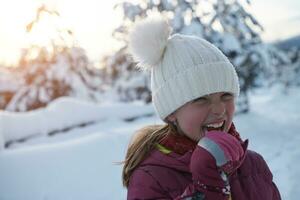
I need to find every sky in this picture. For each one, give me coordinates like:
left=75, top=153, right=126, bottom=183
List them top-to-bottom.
left=0, top=0, right=299, bottom=66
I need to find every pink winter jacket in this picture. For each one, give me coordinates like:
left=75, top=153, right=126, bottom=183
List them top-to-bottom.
left=127, top=147, right=281, bottom=200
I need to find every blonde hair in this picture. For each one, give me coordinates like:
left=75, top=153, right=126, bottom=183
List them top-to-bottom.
left=122, top=123, right=174, bottom=187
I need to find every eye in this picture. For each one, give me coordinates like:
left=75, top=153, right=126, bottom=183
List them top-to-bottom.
left=222, top=93, right=234, bottom=101
left=192, top=96, right=209, bottom=105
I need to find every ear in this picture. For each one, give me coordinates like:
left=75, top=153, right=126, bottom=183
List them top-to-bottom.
left=166, top=113, right=176, bottom=122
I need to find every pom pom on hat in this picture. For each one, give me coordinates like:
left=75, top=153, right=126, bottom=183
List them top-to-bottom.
left=128, top=17, right=171, bottom=70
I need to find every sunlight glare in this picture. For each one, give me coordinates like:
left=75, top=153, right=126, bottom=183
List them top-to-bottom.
left=0, top=0, right=122, bottom=66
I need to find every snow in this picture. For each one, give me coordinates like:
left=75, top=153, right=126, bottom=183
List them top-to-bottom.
left=121, top=2, right=142, bottom=22
left=181, top=19, right=204, bottom=37
left=221, top=33, right=241, bottom=53
left=3, top=46, right=106, bottom=112
left=0, top=68, right=22, bottom=92
left=0, top=85, right=300, bottom=200
left=234, top=85, right=300, bottom=200
left=0, top=97, right=153, bottom=143
left=0, top=130, right=128, bottom=200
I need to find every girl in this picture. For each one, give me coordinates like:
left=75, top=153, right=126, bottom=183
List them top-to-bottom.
left=122, top=17, right=281, bottom=200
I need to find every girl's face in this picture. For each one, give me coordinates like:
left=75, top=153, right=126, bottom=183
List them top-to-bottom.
left=167, top=92, right=235, bottom=142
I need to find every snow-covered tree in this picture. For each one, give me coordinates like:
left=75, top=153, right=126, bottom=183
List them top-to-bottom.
left=104, top=0, right=290, bottom=113
left=4, top=5, right=105, bottom=111
left=273, top=36, right=300, bottom=89
left=100, top=47, right=151, bottom=103
left=285, top=47, right=300, bottom=87
left=0, top=67, right=23, bottom=110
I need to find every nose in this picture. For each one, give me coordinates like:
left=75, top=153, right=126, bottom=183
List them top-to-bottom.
left=211, top=101, right=226, bottom=116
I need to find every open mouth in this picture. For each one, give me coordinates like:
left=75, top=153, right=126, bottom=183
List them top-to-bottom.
left=202, top=120, right=225, bottom=133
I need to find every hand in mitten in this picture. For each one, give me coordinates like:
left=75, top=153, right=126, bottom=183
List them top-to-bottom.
left=190, top=131, right=248, bottom=197
left=199, top=131, right=248, bottom=174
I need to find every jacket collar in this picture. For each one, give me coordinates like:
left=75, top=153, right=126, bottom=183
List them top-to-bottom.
left=139, top=122, right=243, bottom=174
left=159, top=122, right=242, bottom=155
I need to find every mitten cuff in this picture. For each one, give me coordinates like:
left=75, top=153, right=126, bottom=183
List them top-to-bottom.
left=198, top=137, right=228, bottom=166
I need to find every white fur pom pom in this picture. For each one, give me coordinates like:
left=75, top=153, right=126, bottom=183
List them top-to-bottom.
left=129, top=17, right=171, bottom=70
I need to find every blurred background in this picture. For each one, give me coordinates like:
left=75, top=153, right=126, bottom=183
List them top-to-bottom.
left=0, top=0, right=299, bottom=199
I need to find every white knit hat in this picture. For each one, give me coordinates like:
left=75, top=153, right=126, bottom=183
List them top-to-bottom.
left=129, top=17, right=240, bottom=120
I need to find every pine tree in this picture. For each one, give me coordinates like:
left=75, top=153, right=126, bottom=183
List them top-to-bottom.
left=5, top=5, right=104, bottom=111
left=280, top=46, right=300, bottom=89
left=0, top=67, right=22, bottom=110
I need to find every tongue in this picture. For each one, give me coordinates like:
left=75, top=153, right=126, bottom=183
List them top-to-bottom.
left=207, top=127, right=222, bottom=132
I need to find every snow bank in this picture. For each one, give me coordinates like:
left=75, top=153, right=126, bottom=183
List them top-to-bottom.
left=0, top=97, right=154, bottom=148
left=0, top=130, right=129, bottom=200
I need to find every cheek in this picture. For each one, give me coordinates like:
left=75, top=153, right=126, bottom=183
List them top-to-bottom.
left=225, top=101, right=235, bottom=129
left=229, top=101, right=235, bottom=115
left=179, top=109, right=207, bottom=131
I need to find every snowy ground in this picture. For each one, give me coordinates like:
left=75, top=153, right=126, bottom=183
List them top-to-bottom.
left=0, top=85, right=299, bottom=200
